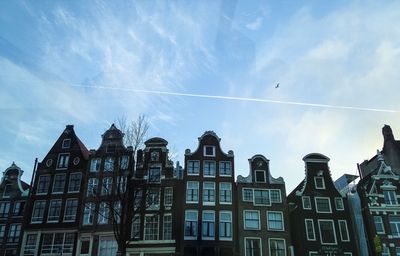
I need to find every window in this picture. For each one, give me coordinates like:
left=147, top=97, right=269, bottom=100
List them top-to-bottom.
left=62, top=139, right=71, bottom=148
left=204, top=145, right=215, bottom=157
left=57, top=153, right=70, bottom=169
left=119, top=155, right=129, bottom=170
left=104, top=157, right=114, bottom=172
left=90, top=158, right=101, bottom=172
left=187, top=160, right=200, bottom=175
left=203, top=161, right=216, bottom=177
left=219, top=161, right=231, bottom=176
left=149, top=167, right=161, bottom=182
left=255, top=170, right=266, bottom=183
left=68, top=173, right=82, bottom=192
left=52, top=174, right=65, bottom=193
left=37, top=175, right=50, bottom=194
left=116, top=176, right=127, bottom=193
left=314, top=176, right=325, bottom=189
left=101, top=177, right=113, bottom=195
left=87, top=178, right=98, bottom=196
left=186, top=181, right=199, bottom=203
left=203, top=182, right=215, bottom=205
left=219, top=182, right=232, bottom=204
left=3, top=184, right=12, bottom=198
left=164, top=187, right=173, bottom=207
left=147, top=188, right=160, bottom=209
left=243, top=188, right=253, bottom=202
left=254, top=189, right=270, bottom=205
left=134, top=190, right=143, bottom=209
left=270, top=190, right=282, bottom=203
left=384, top=190, right=398, bottom=205
left=302, top=196, right=311, bottom=210
left=315, top=197, right=331, bottom=213
left=335, top=197, right=344, bottom=210
left=64, top=199, right=78, bottom=222
left=31, top=200, right=46, bottom=223
left=47, top=200, right=62, bottom=222
left=0, top=201, right=10, bottom=217
left=12, top=201, right=24, bottom=216
left=113, top=201, right=121, bottom=224
left=83, top=202, right=95, bottom=225
left=98, top=202, right=109, bottom=224
left=184, top=210, right=198, bottom=239
left=202, top=211, right=215, bottom=239
left=219, top=211, right=232, bottom=240
left=244, top=211, right=260, bottom=230
left=267, top=211, right=284, bottom=231
left=163, top=214, right=172, bottom=240
left=144, top=215, right=159, bottom=240
left=374, top=216, right=385, bottom=234
left=390, top=216, right=400, bottom=237
left=132, top=217, right=141, bottom=239
left=305, top=219, right=316, bottom=240
left=318, top=220, right=337, bottom=244
left=339, top=220, right=350, bottom=241
left=7, top=224, right=21, bottom=243
left=0, top=225, right=4, bottom=240
left=23, top=233, right=38, bottom=256
left=98, top=236, right=117, bottom=256
left=245, top=238, right=261, bottom=256
left=269, top=238, right=286, bottom=256
left=80, top=239, right=90, bottom=255
left=382, top=246, right=390, bottom=256
left=396, top=247, right=400, bottom=256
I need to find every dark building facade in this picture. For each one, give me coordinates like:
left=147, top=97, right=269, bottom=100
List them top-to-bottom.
left=21, top=124, right=90, bottom=256
left=180, top=131, right=237, bottom=256
left=288, top=153, right=357, bottom=256
left=236, top=155, right=292, bottom=256
left=0, top=163, right=30, bottom=256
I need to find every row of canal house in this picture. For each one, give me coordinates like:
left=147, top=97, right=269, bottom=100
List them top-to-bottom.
left=1, top=123, right=400, bottom=255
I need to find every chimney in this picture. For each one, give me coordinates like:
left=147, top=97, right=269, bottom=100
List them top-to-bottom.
left=382, top=125, right=394, bottom=142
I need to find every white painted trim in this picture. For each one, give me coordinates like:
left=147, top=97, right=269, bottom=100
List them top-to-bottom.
left=203, top=145, right=216, bottom=157
left=186, top=160, right=200, bottom=176
left=203, top=160, right=216, bottom=177
left=219, top=161, right=232, bottom=177
left=255, top=170, right=267, bottom=183
left=314, top=176, right=325, bottom=189
left=242, top=188, right=254, bottom=202
left=253, top=189, right=271, bottom=206
left=270, top=189, right=282, bottom=203
left=302, top=196, right=312, bottom=210
left=314, top=197, right=332, bottom=213
left=335, top=197, right=344, bottom=211
left=184, top=210, right=198, bottom=240
left=201, top=210, right=215, bottom=240
left=243, top=210, right=261, bottom=230
left=219, top=211, right=233, bottom=241
left=266, top=211, right=284, bottom=231
left=305, top=219, right=316, bottom=241
left=318, top=219, right=337, bottom=245
left=338, top=220, right=350, bottom=242
left=244, top=237, right=262, bottom=256
left=268, top=238, right=286, bottom=256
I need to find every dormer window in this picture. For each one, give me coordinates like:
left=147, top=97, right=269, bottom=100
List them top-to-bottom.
left=62, top=139, right=71, bottom=149
left=204, top=146, right=215, bottom=157
left=255, top=170, right=266, bottom=183
left=314, top=177, right=325, bottom=189
left=384, top=190, right=398, bottom=205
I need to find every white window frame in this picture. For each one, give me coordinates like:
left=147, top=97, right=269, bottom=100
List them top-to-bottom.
left=62, top=139, right=71, bottom=149
left=203, top=145, right=216, bottom=157
left=56, top=153, right=70, bottom=169
left=119, top=155, right=129, bottom=170
left=104, top=157, right=114, bottom=172
left=90, top=158, right=101, bottom=172
left=187, top=160, right=200, bottom=175
left=203, top=160, right=216, bottom=177
left=219, top=161, right=231, bottom=176
left=148, top=166, right=161, bottom=183
left=255, top=170, right=266, bottom=183
left=68, top=172, right=82, bottom=193
left=52, top=174, right=66, bottom=194
left=36, top=175, right=50, bottom=195
left=314, top=176, right=325, bottom=189
left=101, top=177, right=113, bottom=195
left=87, top=178, right=98, bottom=196
left=186, top=181, right=199, bottom=203
left=203, top=182, right=215, bottom=205
left=219, top=182, right=232, bottom=204
left=2, top=184, right=12, bottom=198
left=164, top=187, right=173, bottom=207
left=146, top=188, right=160, bottom=210
left=243, top=188, right=254, bottom=202
left=253, top=189, right=270, bottom=206
left=270, top=189, right=282, bottom=203
left=384, top=190, right=398, bottom=205
left=302, top=196, right=311, bottom=210
left=315, top=197, right=332, bottom=213
left=335, top=197, right=344, bottom=211
left=64, top=198, right=78, bottom=222
left=47, top=199, right=62, bottom=223
left=31, top=200, right=46, bottom=223
left=83, top=202, right=95, bottom=225
left=98, top=202, right=109, bottom=224
left=184, top=210, right=198, bottom=240
left=202, top=210, right=215, bottom=240
left=244, top=210, right=260, bottom=230
left=219, top=211, right=232, bottom=241
left=267, top=211, right=284, bottom=231
left=163, top=214, right=172, bottom=240
left=374, top=215, right=385, bottom=234
left=389, top=215, right=400, bottom=237
left=131, top=216, right=141, bottom=239
left=305, top=219, right=316, bottom=241
left=318, top=219, right=337, bottom=245
left=338, top=220, right=350, bottom=242
left=244, top=237, right=262, bottom=256
left=268, top=238, right=286, bottom=256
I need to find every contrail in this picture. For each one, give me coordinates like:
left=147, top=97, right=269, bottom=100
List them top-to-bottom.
left=73, top=84, right=399, bottom=113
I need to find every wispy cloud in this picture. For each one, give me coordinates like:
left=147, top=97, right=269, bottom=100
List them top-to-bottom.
left=246, top=16, right=263, bottom=30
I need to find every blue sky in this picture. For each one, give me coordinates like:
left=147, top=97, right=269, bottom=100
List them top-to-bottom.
left=1, top=0, right=400, bottom=191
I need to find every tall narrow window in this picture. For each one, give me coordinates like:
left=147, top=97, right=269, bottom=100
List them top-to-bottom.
left=57, top=153, right=70, bottom=169
left=119, top=155, right=129, bottom=170
left=104, top=157, right=114, bottom=172
left=90, top=158, right=101, bottom=172
left=187, top=160, right=200, bottom=175
left=203, top=161, right=216, bottom=177
left=219, top=161, right=231, bottom=176
left=148, top=167, right=161, bottom=183
left=255, top=170, right=266, bottom=183
left=68, top=173, right=82, bottom=192
left=52, top=174, right=65, bottom=193
left=37, top=175, right=50, bottom=194
left=314, top=176, right=325, bottom=189
left=101, top=177, right=113, bottom=195
left=87, top=178, right=98, bottom=196
left=186, top=181, right=199, bottom=203
left=203, top=182, right=215, bottom=205
left=219, top=182, right=232, bottom=204
left=3, top=184, right=12, bottom=198
left=164, top=187, right=173, bottom=207
left=146, top=189, right=160, bottom=210
left=384, top=190, right=398, bottom=205
left=302, top=196, right=311, bottom=210
left=335, top=197, right=344, bottom=210
left=64, top=199, right=78, bottom=222
left=31, top=200, right=46, bottom=223
left=47, top=200, right=62, bottom=222
left=12, top=201, right=25, bottom=216
left=0, top=202, right=10, bottom=218
left=83, top=202, right=95, bottom=225
left=98, top=202, right=109, bottom=224
left=184, top=210, right=198, bottom=239
left=202, top=211, right=215, bottom=239
left=219, top=211, right=232, bottom=240
left=267, top=211, right=284, bottom=231
left=163, top=214, right=172, bottom=240
left=144, top=215, right=159, bottom=240
left=374, top=216, right=385, bottom=234
left=389, top=216, right=400, bottom=237
left=132, top=217, right=141, bottom=239
left=305, top=219, right=316, bottom=240
left=318, top=220, right=337, bottom=245
left=339, top=220, right=350, bottom=241
left=7, top=224, right=21, bottom=243
left=0, top=225, right=4, bottom=240
left=245, top=238, right=261, bottom=256
left=269, top=238, right=286, bottom=256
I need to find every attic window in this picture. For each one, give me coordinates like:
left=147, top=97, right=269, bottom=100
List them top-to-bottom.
left=62, top=139, right=71, bottom=149
left=204, top=146, right=215, bottom=157
left=255, top=170, right=266, bottom=183
left=314, top=177, right=325, bottom=189
left=3, top=184, right=12, bottom=198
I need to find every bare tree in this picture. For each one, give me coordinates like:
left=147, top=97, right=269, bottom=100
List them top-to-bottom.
left=117, top=114, right=149, bottom=152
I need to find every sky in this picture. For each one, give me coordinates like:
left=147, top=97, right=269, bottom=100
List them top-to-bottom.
left=1, top=0, right=400, bottom=192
